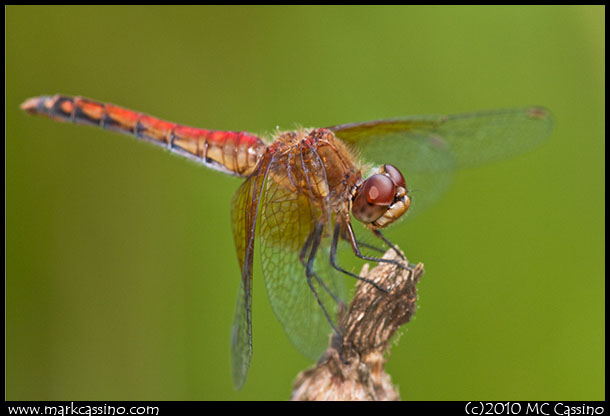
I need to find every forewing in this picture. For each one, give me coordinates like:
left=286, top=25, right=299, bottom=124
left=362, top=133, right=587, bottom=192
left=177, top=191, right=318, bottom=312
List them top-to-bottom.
left=329, top=107, right=553, bottom=216
left=259, top=147, right=346, bottom=360
left=229, top=154, right=273, bottom=389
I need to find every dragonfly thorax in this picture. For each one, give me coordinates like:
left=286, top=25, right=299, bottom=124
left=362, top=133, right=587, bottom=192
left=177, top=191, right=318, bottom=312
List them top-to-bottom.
left=351, top=164, right=410, bottom=229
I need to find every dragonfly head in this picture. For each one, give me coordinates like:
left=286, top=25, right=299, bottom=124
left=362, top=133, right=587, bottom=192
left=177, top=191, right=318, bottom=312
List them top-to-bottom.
left=351, top=164, right=410, bottom=229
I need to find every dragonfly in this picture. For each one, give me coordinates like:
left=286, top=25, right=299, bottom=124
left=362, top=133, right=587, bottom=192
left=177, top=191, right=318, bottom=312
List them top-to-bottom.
left=20, top=94, right=552, bottom=388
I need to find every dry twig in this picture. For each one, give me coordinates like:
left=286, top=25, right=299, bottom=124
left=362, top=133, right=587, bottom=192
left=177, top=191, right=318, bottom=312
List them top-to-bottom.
left=291, top=248, right=424, bottom=401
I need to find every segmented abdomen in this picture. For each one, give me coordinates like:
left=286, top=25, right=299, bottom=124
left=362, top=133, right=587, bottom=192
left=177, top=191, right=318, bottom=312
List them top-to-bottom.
left=21, top=94, right=266, bottom=177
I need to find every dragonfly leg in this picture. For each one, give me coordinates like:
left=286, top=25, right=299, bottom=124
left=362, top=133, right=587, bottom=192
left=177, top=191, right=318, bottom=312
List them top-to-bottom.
left=344, top=221, right=412, bottom=272
left=302, top=222, right=342, bottom=336
left=330, top=223, right=389, bottom=293
left=338, top=224, right=385, bottom=254
left=299, top=227, right=342, bottom=305
left=371, top=229, right=406, bottom=259
left=371, top=229, right=417, bottom=268
left=372, top=229, right=418, bottom=268
left=355, top=240, right=386, bottom=254
left=330, top=328, right=347, bottom=365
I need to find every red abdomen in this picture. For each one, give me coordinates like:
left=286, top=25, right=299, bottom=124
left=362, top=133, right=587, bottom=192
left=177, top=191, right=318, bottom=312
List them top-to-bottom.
left=21, top=94, right=266, bottom=177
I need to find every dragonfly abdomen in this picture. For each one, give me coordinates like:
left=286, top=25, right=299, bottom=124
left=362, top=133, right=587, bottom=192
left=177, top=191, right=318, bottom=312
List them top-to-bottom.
left=21, top=94, right=265, bottom=176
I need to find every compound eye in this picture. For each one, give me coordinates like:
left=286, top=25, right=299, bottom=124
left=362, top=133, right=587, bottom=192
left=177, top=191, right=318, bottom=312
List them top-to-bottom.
left=384, top=164, right=406, bottom=188
left=363, top=174, right=395, bottom=206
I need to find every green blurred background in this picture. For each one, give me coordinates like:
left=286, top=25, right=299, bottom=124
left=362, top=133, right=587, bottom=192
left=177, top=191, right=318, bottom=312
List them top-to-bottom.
left=6, top=6, right=604, bottom=400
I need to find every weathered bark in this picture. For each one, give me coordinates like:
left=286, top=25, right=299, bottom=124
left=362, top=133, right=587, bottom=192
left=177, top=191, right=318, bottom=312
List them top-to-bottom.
left=291, top=249, right=424, bottom=401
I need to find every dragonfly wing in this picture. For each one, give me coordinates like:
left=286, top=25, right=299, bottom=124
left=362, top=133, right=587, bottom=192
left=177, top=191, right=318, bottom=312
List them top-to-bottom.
left=329, top=107, right=553, bottom=217
left=259, top=147, right=347, bottom=360
left=229, top=153, right=273, bottom=389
